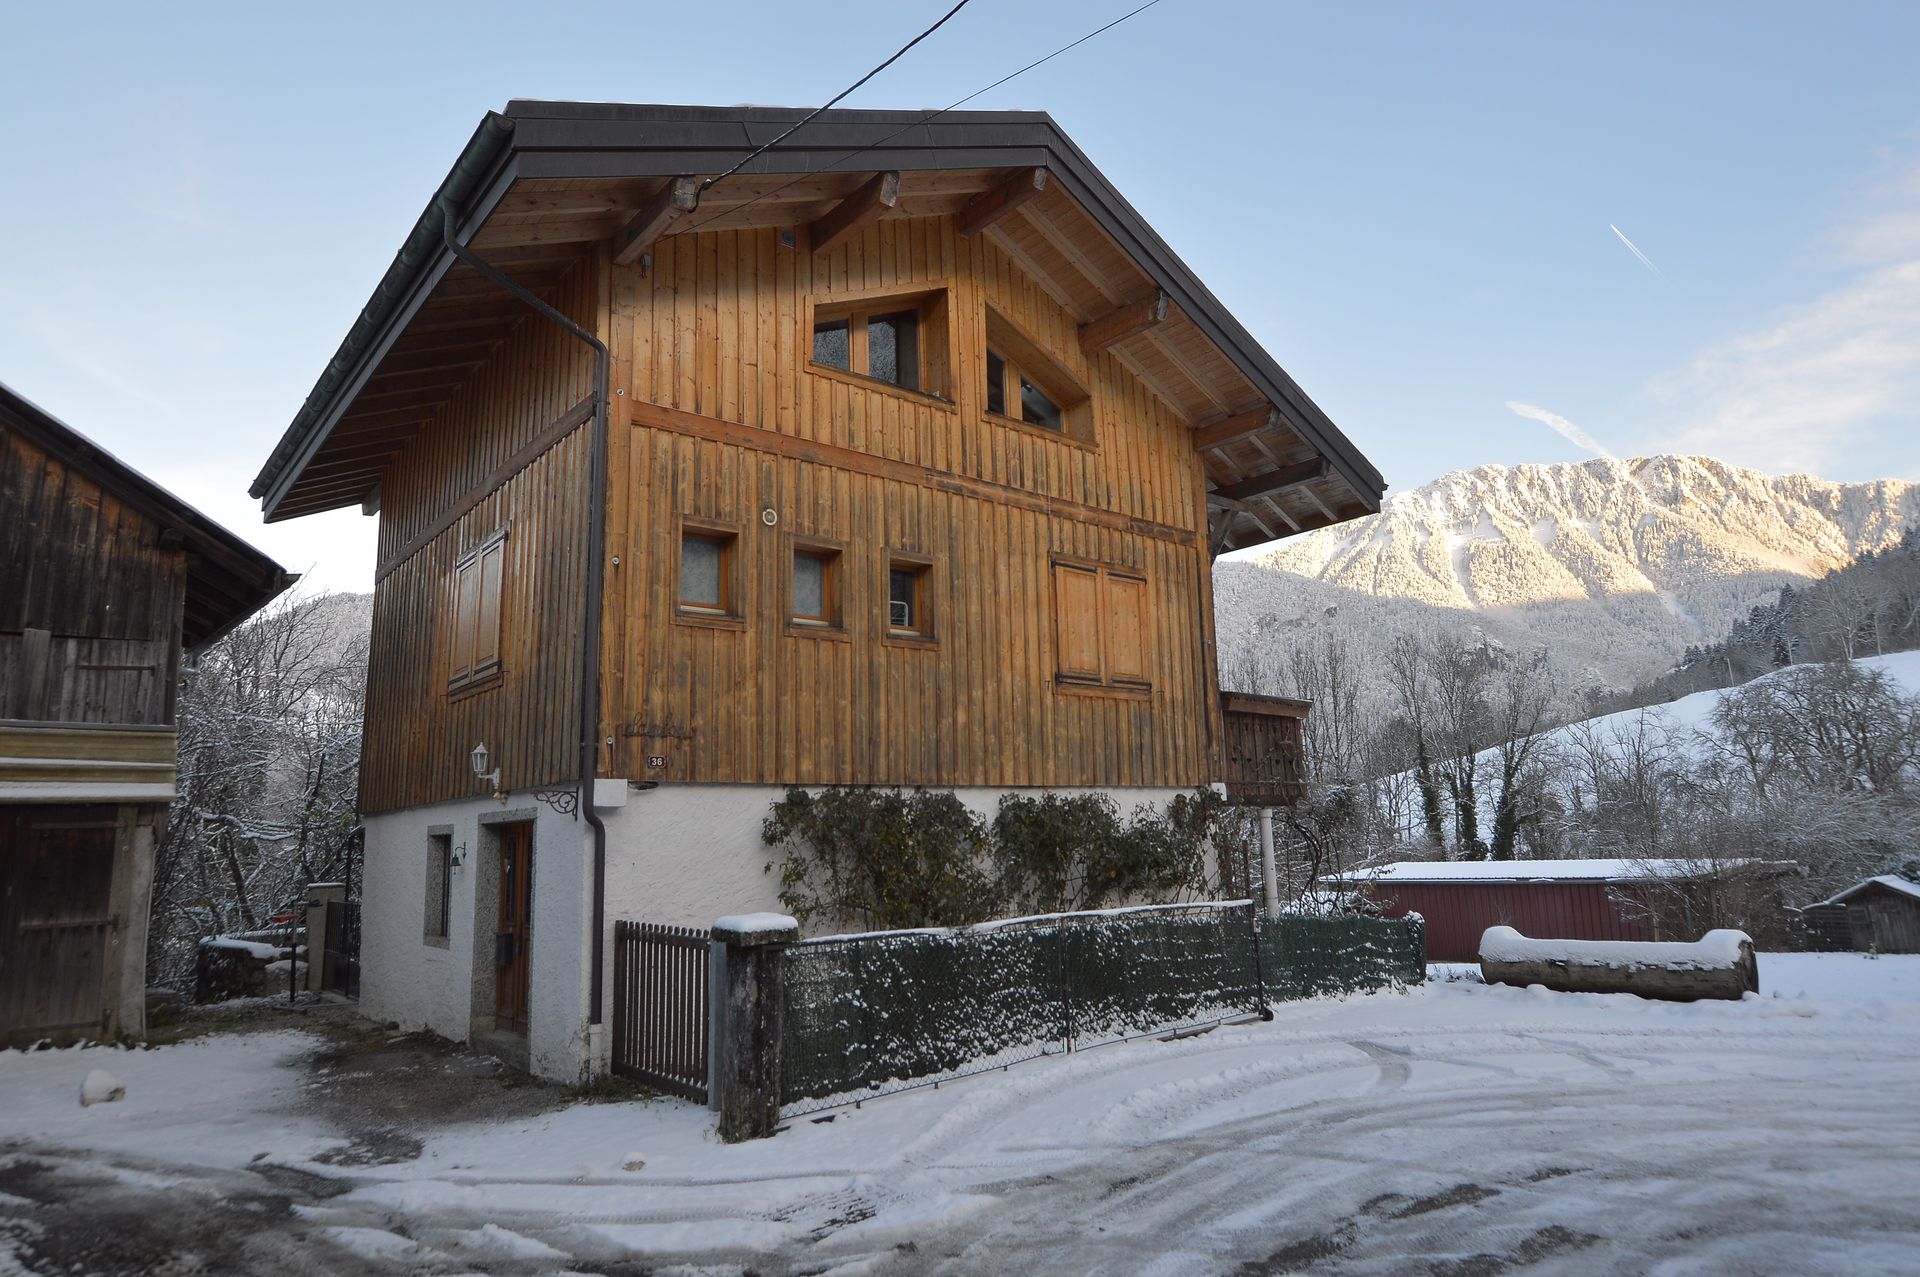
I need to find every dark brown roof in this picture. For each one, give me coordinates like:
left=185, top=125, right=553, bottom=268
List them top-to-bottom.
left=2, top=381, right=294, bottom=650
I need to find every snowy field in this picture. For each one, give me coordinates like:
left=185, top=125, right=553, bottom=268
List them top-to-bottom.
left=4, top=954, right=1919, bottom=1275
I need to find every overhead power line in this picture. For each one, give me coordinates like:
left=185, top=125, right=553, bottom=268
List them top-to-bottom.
left=679, top=0, right=1170, bottom=239
left=699, top=0, right=977, bottom=194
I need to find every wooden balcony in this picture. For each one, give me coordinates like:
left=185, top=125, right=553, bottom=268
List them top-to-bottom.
left=1217, top=692, right=1310, bottom=807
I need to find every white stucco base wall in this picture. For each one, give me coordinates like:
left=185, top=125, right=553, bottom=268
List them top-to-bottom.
left=362, top=783, right=1208, bottom=1082
left=587, top=783, right=1199, bottom=1074
left=360, top=795, right=595, bottom=1084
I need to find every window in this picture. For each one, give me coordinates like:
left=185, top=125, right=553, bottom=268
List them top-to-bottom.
left=810, top=290, right=949, bottom=396
left=984, top=306, right=1092, bottom=440
left=678, top=526, right=736, bottom=617
left=449, top=529, right=507, bottom=689
left=791, top=545, right=840, bottom=628
left=886, top=557, right=933, bottom=640
left=1053, top=561, right=1150, bottom=691
left=424, top=832, right=452, bottom=944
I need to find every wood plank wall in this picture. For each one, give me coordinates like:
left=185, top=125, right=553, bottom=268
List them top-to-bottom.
left=603, top=214, right=1223, bottom=790
left=359, top=263, right=596, bottom=814
left=0, top=428, right=187, bottom=726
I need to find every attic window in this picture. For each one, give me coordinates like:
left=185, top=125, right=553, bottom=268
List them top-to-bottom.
left=810, top=290, right=950, bottom=397
left=983, top=306, right=1091, bottom=441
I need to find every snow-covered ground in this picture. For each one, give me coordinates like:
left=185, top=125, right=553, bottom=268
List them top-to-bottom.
left=5, top=955, right=1919, bottom=1275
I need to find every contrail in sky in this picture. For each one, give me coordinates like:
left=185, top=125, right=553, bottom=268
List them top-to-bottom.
left=1609, top=224, right=1669, bottom=283
left=1506, top=401, right=1619, bottom=460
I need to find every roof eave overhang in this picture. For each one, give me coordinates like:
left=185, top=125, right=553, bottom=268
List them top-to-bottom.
left=254, top=103, right=1385, bottom=521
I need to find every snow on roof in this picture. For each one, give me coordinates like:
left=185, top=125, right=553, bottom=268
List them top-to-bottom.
left=1325, top=858, right=1775, bottom=885
left=1813, top=875, right=1920, bottom=908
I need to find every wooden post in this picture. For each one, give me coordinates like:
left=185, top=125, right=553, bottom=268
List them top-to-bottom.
left=713, top=913, right=798, bottom=1142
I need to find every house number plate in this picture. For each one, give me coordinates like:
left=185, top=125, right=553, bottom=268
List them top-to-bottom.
left=647, top=755, right=668, bottom=769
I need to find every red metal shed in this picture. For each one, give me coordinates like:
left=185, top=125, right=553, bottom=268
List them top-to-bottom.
left=1325, top=860, right=1787, bottom=962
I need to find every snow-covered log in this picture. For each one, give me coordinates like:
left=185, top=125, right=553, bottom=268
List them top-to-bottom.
left=1477, top=926, right=1758, bottom=1001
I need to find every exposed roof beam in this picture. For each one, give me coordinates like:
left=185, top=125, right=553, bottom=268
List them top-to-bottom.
left=954, top=167, right=1048, bottom=236
left=810, top=171, right=900, bottom=255
left=613, top=176, right=699, bottom=265
left=1016, top=205, right=1127, bottom=306
left=983, top=226, right=1093, bottom=320
left=1080, top=290, right=1169, bottom=356
left=1148, top=325, right=1236, bottom=415
left=1106, top=346, right=1196, bottom=422
left=1192, top=405, right=1277, bottom=452
left=1210, top=458, right=1327, bottom=504
left=1299, top=482, right=1339, bottom=523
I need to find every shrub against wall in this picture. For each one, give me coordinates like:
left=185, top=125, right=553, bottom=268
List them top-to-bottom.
left=762, top=787, right=1225, bottom=931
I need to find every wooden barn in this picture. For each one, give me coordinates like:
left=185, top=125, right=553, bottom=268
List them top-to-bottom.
left=247, top=102, right=1384, bottom=1080
left=1, top=383, right=291, bottom=1046
left=1328, top=859, right=1798, bottom=962
left=1802, top=876, right=1920, bottom=954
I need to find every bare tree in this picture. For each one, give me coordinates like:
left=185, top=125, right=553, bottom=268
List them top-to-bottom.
left=148, top=590, right=368, bottom=987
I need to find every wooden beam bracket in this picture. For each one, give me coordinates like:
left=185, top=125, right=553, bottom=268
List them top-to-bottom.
left=955, top=167, right=1048, bottom=236
left=809, top=171, right=900, bottom=255
left=613, top=176, right=699, bottom=265
left=1080, top=290, right=1170, bottom=355
left=1209, top=457, right=1327, bottom=505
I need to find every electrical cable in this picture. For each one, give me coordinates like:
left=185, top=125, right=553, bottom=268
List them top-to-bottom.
left=678, top=0, right=1169, bottom=239
left=699, top=0, right=977, bottom=193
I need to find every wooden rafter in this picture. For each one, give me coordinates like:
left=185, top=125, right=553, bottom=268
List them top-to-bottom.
left=954, top=167, right=1048, bottom=236
left=809, top=171, right=900, bottom=255
left=613, top=176, right=699, bottom=265
left=1016, top=205, right=1127, bottom=306
left=983, top=226, right=1094, bottom=320
left=1080, top=290, right=1169, bottom=355
left=1148, top=326, right=1235, bottom=415
left=1192, top=405, right=1277, bottom=452
left=1210, top=458, right=1327, bottom=504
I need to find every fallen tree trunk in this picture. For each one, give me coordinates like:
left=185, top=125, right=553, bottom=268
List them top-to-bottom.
left=1478, top=926, right=1758, bottom=1002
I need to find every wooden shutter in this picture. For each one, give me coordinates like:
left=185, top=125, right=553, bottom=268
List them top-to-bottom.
left=474, top=538, right=505, bottom=673
left=449, top=556, right=479, bottom=684
left=1053, top=564, right=1103, bottom=682
left=1105, top=572, right=1149, bottom=686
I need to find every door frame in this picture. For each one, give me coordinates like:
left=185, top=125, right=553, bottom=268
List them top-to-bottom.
left=469, top=807, right=541, bottom=1052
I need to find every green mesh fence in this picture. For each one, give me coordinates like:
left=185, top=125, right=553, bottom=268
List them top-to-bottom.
left=779, top=906, right=1425, bottom=1113
left=1259, top=914, right=1428, bottom=1001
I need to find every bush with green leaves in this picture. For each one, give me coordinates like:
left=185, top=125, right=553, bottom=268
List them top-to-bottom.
left=765, top=786, right=1225, bottom=930
left=762, top=787, right=995, bottom=931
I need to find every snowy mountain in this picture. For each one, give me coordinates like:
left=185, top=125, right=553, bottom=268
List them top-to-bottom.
left=1215, top=455, right=1920, bottom=698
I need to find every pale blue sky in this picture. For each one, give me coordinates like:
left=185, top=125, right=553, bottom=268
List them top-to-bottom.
left=4, top=1, right=1918, bottom=590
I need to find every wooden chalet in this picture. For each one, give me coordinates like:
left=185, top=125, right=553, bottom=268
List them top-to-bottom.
left=248, top=103, right=1384, bottom=1079
left=2, top=383, right=291, bottom=1046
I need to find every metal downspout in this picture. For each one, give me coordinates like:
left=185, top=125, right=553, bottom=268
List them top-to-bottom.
left=438, top=204, right=613, bottom=1031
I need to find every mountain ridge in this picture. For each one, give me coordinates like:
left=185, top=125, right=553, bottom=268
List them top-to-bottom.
left=1214, top=454, right=1920, bottom=698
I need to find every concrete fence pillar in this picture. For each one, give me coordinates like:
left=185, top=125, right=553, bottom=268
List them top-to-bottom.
left=713, top=913, right=798, bottom=1142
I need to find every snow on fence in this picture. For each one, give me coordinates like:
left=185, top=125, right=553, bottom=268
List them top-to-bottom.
left=776, top=903, right=1426, bottom=1116
left=1477, top=925, right=1758, bottom=1002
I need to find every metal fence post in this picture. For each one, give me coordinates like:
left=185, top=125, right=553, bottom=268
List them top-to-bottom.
left=714, top=914, right=799, bottom=1142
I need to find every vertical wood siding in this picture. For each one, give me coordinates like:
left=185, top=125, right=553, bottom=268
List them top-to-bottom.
left=603, top=215, right=1221, bottom=789
left=359, top=264, right=596, bottom=814
left=0, top=427, right=187, bottom=726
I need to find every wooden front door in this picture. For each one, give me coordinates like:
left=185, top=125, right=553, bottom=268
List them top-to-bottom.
left=1, top=806, right=119, bottom=1046
left=493, top=822, right=533, bottom=1033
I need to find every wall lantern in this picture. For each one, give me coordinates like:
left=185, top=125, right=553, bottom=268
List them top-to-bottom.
left=470, top=741, right=502, bottom=797
left=450, top=843, right=467, bottom=871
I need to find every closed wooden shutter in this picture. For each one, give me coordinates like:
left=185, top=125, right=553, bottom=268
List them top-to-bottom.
left=474, top=538, right=505, bottom=673
left=449, top=556, right=479, bottom=684
left=1054, top=564, right=1102, bottom=682
left=1105, top=572, right=1148, bottom=686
